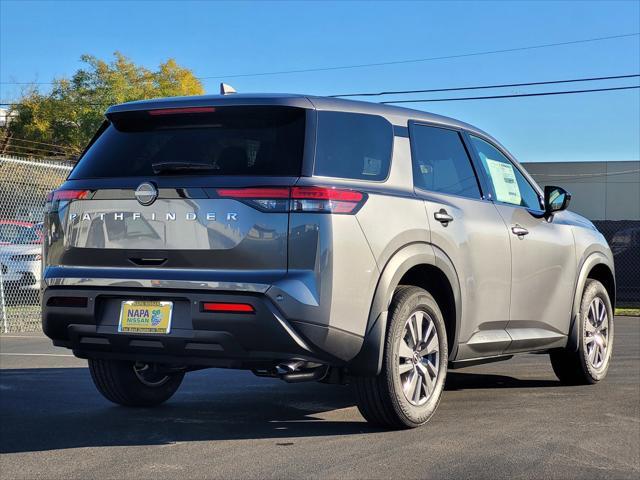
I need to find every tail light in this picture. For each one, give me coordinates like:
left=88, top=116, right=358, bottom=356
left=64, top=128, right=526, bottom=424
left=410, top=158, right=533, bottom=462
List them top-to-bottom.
left=148, top=107, right=216, bottom=116
left=215, top=186, right=366, bottom=214
left=217, top=187, right=291, bottom=212
left=291, top=187, right=365, bottom=214
left=45, top=189, right=91, bottom=212
left=46, top=190, right=90, bottom=202
left=10, top=253, right=42, bottom=262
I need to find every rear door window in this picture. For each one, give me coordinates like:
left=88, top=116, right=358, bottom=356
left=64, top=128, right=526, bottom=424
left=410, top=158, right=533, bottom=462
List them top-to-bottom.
left=69, top=106, right=306, bottom=179
left=314, top=111, right=393, bottom=181
left=410, top=124, right=481, bottom=199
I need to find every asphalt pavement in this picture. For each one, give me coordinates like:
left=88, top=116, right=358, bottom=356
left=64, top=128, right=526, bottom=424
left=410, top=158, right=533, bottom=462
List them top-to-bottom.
left=0, top=317, right=638, bottom=479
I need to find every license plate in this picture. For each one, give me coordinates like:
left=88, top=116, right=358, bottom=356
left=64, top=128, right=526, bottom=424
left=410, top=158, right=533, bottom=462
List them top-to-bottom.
left=118, top=301, right=173, bottom=334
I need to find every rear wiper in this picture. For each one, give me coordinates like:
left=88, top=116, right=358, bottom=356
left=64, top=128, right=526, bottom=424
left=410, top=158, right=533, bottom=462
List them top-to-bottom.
left=151, top=162, right=214, bottom=174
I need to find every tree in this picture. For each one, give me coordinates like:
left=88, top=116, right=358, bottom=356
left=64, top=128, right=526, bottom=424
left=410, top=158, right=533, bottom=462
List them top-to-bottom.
left=3, top=52, right=204, bottom=158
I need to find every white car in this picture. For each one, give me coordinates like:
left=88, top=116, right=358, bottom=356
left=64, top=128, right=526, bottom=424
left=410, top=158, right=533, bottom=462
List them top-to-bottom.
left=0, top=243, right=42, bottom=293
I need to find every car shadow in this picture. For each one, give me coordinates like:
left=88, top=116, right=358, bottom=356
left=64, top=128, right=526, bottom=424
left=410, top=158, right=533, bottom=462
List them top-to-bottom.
left=0, top=367, right=562, bottom=454
left=444, top=371, right=561, bottom=390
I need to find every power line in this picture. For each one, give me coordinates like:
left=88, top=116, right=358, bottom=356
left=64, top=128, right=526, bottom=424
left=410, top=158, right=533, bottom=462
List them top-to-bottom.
left=1, top=32, right=639, bottom=86
left=194, top=32, right=640, bottom=80
left=331, top=74, right=640, bottom=98
left=1, top=80, right=638, bottom=110
left=380, top=85, right=640, bottom=104
left=0, top=135, right=77, bottom=154
left=0, top=136, right=79, bottom=152
left=0, top=143, right=70, bottom=156
left=0, top=149, right=72, bottom=158
left=530, top=169, right=640, bottom=178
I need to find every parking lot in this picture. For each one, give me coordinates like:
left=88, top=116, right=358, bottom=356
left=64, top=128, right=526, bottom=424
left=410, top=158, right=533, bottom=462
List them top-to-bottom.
left=0, top=316, right=638, bottom=479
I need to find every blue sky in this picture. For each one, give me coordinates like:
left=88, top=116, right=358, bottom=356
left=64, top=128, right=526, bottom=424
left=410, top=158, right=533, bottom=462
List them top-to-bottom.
left=1, top=0, right=639, bottom=162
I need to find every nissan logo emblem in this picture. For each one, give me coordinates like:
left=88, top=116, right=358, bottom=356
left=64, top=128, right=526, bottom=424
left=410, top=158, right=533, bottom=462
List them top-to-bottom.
left=134, top=182, right=158, bottom=206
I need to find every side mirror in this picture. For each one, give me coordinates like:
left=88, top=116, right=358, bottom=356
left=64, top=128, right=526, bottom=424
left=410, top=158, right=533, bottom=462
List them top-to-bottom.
left=544, top=185, right=571, bottom=218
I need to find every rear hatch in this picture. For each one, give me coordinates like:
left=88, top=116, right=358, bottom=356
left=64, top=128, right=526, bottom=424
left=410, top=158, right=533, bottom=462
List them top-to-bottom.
left=45, top=105, right=307, bottom=276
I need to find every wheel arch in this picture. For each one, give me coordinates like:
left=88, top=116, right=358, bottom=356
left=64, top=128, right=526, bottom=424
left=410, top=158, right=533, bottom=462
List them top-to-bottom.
left=347, top=242, right=461, bottom=376
left=567, top=252, right=616, bottom=351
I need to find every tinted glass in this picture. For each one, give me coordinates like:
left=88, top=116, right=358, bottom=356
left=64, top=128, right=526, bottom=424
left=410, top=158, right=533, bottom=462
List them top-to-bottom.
left=70, top=106, right=306, bottom=179
left=314, top=111, right=393, bottom=181
left=410, top=125, right=480, bottom=199
left=469, top=136, right=541, bottom=210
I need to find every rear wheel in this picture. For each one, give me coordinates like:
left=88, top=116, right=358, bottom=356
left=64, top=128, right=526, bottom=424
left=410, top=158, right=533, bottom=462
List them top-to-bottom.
left=550, top=279, right=614, bottom=385
left=354, top=286, right=448, bottom=429
left=88, top=359, right=185, bottom=406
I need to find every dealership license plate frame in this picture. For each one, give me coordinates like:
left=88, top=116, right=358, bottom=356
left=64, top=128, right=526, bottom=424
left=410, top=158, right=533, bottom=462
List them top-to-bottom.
left=118, top=300, right=173, bottom=334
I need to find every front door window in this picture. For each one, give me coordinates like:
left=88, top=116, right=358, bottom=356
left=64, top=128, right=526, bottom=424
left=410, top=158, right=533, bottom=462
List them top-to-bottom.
left=469, top=135, right=542, bottom=211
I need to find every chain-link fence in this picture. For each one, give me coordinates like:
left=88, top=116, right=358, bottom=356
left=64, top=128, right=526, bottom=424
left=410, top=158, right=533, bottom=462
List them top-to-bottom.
left=0, top=155, right=72, bottom=332
left=592, top=220, right=640, bottom=307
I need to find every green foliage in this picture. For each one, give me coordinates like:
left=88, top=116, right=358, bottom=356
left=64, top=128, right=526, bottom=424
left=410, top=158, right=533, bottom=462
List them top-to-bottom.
left=6, top=52, right=204, bottom=157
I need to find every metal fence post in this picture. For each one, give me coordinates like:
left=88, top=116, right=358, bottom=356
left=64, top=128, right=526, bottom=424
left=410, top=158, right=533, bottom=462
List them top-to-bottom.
left=0, top=264, right=7, bottom=333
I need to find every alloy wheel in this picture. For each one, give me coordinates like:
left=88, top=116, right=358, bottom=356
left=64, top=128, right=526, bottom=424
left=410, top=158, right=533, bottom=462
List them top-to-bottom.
left=584, top=297, right=610, bottom=370
left=398, top=310, right=440, bottom=406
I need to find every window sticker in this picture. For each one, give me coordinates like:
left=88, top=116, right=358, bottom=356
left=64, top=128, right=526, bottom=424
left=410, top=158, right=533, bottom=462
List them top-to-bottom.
left=362, top=156, right=382, bottom=176
left=486, top=158, right=521, bottom=205
left=419, top=163, right=432, bottom=174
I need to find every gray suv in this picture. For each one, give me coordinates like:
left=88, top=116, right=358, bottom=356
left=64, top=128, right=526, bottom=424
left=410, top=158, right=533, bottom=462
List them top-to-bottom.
left=42, top=94, right=615, bottom=428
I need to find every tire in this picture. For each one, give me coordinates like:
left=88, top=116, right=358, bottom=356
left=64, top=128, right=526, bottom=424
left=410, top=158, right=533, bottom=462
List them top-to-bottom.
left=550, top=279, right=614, bottom=385
left=354, top=285, right=448, bottom=429
left=88, top=359, right=185, bottom=407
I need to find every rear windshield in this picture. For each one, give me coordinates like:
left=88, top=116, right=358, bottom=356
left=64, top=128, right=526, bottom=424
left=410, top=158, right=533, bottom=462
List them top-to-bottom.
left=70, top=106, right=306, bottom=179
left=314, top=111, right=393, bottom=181
left=0, top=224, right=40, bottom=244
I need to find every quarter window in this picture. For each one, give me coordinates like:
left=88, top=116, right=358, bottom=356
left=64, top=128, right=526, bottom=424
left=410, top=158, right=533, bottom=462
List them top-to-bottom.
left=314, top=112, right=393, bottom=181
left=410, top=125, right=481, bottom=199
left=469, top=136, right=541, bottom=210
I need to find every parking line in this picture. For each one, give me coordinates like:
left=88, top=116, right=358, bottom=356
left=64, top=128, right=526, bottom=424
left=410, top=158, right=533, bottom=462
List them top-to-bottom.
left=0, top=353, right=74, bottom=357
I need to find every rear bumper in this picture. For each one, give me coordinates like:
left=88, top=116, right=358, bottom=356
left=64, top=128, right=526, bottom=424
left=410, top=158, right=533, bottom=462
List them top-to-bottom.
left=42, top=287, right=357, bottom=368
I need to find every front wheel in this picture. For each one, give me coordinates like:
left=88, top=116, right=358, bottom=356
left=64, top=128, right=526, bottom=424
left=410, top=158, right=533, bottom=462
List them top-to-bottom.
left=550, top=279, right=614, bottom=385
left=354, top=286, right=448, bottom=429
left=88, top=359, right=185, bottom=406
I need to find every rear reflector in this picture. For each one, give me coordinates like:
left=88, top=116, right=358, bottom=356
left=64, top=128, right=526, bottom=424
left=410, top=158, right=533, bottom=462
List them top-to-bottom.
left=148, top=107, right=216, bottom=116
left=214, top=186, right=366, bottom=214
left=46, top=297, right=88, bottom=308
left=201, top=302, right=255, bottom=313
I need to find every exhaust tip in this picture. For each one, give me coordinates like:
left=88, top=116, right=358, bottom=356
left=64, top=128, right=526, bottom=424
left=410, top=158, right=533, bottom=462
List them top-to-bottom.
left=276, top=360, right=307, bottom=375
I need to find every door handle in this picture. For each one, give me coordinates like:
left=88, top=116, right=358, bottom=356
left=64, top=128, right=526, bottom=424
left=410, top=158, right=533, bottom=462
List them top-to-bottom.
left=434, top=210, right=453, bottom=225
left=511, top=225, right=529, bottom=237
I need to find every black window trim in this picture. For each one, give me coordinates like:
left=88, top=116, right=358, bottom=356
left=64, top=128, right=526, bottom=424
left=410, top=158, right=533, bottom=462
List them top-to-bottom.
left=68, top=120, right=109, bottom=180
left=408, top=120, right=487, bottom=202
left=464, top=132, right=545, bottom=214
